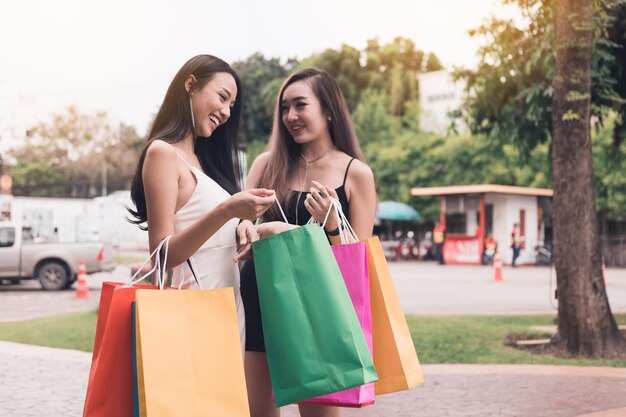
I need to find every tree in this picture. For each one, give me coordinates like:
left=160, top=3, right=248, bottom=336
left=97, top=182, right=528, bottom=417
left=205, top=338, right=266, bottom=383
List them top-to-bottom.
left=453, top=0, right=626, bottom=357
left=454, top=0, right=626, bottom=157
left=551, top=0, right=625, bottom=356
left=604, top=4, right=626, bottom=149
left=364, top=37, right=443, bottom=116
left=302, top=38, right=444, bottom=114
left=234, top=43, right=443, bottom=169
left=300, top=44, right=370, bottom=111
left=232, top=53, right=294, bottom=144
left=353, top=89, right=398, bottom=146
left=8, top=106, right=142, bottom=198
left=593, top=116, right=626, bottom=224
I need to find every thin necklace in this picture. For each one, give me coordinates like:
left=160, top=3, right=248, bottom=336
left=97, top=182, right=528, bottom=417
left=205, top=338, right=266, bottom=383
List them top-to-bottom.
left=295, top=146, right=335, bottom=225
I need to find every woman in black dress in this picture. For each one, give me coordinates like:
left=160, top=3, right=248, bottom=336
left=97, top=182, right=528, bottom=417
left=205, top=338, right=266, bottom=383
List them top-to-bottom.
left=234, top=68, right=377, bottom=417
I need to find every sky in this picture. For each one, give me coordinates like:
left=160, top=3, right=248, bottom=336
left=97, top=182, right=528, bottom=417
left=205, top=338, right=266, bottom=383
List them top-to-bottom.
left=0, top=0, right=522, bottom=141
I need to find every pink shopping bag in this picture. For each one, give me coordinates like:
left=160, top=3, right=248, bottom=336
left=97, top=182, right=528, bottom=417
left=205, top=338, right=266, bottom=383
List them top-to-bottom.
left=299, top=241, right=375, bottom=407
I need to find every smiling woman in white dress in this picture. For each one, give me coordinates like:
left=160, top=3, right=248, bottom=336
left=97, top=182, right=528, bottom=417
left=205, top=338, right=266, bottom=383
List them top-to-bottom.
left=128, top=55, right=275, bottom=346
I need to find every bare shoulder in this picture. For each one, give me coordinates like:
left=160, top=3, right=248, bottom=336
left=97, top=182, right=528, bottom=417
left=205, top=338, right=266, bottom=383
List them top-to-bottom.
left=145, top=139, right=177, bottom=159
left=142, top=140, right=180, bottom=179
left=144, top=140, right=179, bottom=168
left=246, top=151, right=273, bottom=188
left=248, top=151, right=272, bottom=177
left=251, top=151, right=272, bottom=169
left=347, top=159, right=374, bottom=184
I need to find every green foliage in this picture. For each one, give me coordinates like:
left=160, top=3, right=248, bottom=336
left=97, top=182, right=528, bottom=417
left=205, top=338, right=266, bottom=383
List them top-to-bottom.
left=454, top=0, right=626, bottom=155
left=453, top=2, right=555, bottom=155
left=234, top=37, right=443, bottom=148
left=300, top=44, right=370, bottom=111
left=231, top=53, right=293, bottom=143
left=353, top=89, right=398, bottom=146
left=8, top=106, right=142, bottom=198
left=593, top=115, right=626, bottom=218
left=359, top=126, right=551, bottom=221
left=244, top=138, right=269, bottom=172
left=9, top=159, right=68, bottom=197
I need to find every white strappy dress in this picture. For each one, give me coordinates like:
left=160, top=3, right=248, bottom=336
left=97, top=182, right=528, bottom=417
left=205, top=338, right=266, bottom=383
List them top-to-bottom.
left=172, top=153, right=245, bottom=349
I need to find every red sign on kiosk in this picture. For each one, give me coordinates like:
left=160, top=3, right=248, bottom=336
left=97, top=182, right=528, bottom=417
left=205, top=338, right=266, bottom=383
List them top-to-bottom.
left=443, top=236, right=481, bottom=264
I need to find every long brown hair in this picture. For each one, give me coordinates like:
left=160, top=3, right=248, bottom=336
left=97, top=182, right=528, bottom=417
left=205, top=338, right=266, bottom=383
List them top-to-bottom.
left=128, top=55, right=243, bottom=229
left=260, top=68, right=365, bottom=219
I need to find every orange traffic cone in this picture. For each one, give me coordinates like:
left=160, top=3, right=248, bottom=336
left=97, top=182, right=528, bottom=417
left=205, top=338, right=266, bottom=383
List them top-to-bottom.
left=493, top=251, right=503, bottom=282
left=75, top=260, right=90, bottom=299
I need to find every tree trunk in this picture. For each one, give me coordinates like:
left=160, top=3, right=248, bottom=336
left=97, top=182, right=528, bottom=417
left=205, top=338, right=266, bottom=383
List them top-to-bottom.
left=552, top=0, right=625, bottom=357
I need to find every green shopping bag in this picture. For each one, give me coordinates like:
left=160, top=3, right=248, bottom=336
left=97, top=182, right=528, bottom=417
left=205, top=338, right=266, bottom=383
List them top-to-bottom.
left=252, top=223, right=378, bottom=406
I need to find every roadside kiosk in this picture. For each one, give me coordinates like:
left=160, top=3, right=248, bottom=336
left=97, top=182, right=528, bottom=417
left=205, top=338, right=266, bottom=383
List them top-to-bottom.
left=410, top=184, right=553, bottom=265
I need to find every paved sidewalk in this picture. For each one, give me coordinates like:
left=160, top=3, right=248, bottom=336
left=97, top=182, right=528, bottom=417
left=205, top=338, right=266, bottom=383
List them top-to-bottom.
left=1, top=341, right=626, bottom=417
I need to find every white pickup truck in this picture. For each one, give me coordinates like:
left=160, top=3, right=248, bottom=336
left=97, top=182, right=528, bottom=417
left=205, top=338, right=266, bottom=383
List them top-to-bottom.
left=0, top=222, right=115, bottom=290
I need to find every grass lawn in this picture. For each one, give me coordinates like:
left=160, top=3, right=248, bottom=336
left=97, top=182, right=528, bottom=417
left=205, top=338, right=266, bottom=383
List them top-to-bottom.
left=0, top=310, right=98, bottom=352
left=0, top=311, right=624, bottom=365
left=408, top=314, right=626, bottom=367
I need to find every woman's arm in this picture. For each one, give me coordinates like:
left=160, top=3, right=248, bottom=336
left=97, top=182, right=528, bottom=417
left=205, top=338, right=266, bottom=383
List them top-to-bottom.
left=145, top=141, right=274, bottom=267
left=235, top=152, right=293, bottom=260
left=345, top=160, right=377, bottom=241
left=303, top=161, right=376, bottom=244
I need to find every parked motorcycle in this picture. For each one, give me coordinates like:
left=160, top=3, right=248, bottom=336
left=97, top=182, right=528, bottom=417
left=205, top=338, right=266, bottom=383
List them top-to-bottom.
left=418, top=232, right=434, bottom=260
left=535, top=242, right=553, bottom=266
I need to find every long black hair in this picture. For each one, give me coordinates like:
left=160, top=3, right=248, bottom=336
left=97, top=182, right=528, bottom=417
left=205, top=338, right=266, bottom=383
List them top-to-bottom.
left=128, top=55, right=243, bottom=229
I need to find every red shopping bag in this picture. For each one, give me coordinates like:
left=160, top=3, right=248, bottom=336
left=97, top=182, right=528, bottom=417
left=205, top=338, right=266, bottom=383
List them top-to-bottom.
left=83, top=281, right=160, bottom=417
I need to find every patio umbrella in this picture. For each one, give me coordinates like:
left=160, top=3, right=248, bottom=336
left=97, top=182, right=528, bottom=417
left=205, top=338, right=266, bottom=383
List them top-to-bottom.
left=377, top=201, right=421, bottom=221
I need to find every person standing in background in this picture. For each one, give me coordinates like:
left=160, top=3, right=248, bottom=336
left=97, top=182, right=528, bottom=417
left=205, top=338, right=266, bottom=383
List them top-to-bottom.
left=433, top=221, right=446, bottom=265
left=510, top=223, right=524, bottom=267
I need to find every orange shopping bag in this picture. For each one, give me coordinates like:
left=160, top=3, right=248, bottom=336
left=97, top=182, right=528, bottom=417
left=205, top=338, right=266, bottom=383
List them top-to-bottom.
left=364, top=236, right=424, bottom=394
left=134, top=287, right=249, bottom=417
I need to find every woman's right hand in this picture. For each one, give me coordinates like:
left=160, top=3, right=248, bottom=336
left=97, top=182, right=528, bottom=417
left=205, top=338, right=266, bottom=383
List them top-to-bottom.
left=225, top=188, right=275, bottom=221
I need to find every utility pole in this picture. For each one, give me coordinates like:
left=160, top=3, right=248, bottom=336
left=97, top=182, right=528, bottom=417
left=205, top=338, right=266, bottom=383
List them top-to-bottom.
left=101, top=156, right=107, bottom=197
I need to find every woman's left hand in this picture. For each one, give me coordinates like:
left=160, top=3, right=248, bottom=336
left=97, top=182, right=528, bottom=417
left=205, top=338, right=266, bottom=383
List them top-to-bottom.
left=304, top=181, right=339, bottom=231
left=233, top=220, right=258, bottom=262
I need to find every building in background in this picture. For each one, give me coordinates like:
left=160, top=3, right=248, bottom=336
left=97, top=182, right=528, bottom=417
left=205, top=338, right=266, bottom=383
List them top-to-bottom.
left=417, top=69, right=466, bottom=135
left=411, top=184, right=553, bottom=266
left=0, top=191, right=148, bottom=251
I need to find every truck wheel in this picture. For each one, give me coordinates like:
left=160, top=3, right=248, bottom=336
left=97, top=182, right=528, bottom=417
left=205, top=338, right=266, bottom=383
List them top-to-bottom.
left=37, top=262, right=70, bottom=291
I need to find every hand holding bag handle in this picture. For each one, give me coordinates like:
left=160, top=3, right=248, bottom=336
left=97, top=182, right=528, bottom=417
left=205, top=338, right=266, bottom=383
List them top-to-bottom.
left=307, top=198, right=358, bottom=244
left=333, top=199, right=359, bottom=244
